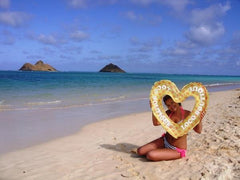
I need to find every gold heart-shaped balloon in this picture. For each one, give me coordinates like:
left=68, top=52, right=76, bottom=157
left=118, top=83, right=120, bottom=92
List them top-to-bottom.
left=150, top=80, right=209, bottom=138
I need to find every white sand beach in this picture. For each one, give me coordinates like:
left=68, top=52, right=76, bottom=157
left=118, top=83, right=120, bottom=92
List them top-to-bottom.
left=0, top=89, right=239, bottom=180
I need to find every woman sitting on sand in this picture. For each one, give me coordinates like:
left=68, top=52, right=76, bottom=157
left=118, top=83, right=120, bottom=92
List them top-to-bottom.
left=137, top=95, right=202, bottom=161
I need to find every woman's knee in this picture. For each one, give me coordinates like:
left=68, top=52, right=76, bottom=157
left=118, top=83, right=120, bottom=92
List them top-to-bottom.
left=137, top=147, right=145, bottom=156
left=146, top=149, right=181, bottom=161
left=146, top=151, right=158, bottom=161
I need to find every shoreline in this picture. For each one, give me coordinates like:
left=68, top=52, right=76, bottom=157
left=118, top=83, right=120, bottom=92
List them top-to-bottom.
left=0, top=89, right=239, bottom=179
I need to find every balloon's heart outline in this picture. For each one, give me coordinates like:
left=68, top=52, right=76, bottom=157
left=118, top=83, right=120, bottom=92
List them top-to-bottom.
left=150, top=80, right=209, bottom=138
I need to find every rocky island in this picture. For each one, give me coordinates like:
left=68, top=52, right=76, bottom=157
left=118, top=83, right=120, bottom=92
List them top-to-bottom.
left=19, top=60, right=57, bottom=72
left=99, top=63, right=125, bottom=73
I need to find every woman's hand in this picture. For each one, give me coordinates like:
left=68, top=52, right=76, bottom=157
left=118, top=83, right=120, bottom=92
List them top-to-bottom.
left=149, top=100, right=152, bottom=108
left=200, top=111, right=205, bottom=121
left=152, top=113, right=161, bottom=126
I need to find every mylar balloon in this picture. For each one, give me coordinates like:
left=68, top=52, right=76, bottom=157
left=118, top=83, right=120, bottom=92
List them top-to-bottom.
left=150, top=80, right=209, bottom=138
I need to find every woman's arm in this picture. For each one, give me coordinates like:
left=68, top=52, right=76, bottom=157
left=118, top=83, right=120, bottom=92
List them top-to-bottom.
left=193, top=111, right=205, bottom=133
left=152, top=112, right=161, bottom=126
left=193, top=120, right=202, bottom=133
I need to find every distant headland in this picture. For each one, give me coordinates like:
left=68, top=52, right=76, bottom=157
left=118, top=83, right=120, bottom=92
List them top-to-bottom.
left=19, top=60, right=57, bottom=72
left=99, top=63, right=125, bottom=73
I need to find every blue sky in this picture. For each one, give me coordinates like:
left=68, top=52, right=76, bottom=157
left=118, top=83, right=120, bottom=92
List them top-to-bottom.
left=0, top=0, right=239, bottom=75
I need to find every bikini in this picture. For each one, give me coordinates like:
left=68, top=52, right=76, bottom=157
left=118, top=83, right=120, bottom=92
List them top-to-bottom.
left=162, top=106, right=186, bottom=158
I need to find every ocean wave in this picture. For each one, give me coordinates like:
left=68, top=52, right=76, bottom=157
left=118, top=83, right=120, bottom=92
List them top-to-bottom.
left=205, top=82, right=240, bottom=87
left=100, top=95, right=126, bottom=102
left=0, top=96, right=149, bottom=112
left=0, top=100, right=5, bottom=105
left=0, top=100, right=12, bottom=108
left=26, top=100, right=62, bottom=106
left=0, top=103, right=14, bottom=112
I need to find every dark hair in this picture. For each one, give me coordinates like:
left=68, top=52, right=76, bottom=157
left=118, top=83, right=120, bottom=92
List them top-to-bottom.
left=163, top=95, right=181, bottom=106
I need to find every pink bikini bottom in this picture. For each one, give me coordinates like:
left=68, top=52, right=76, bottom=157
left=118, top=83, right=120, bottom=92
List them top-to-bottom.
left=162, top=133, right=186, bottom=158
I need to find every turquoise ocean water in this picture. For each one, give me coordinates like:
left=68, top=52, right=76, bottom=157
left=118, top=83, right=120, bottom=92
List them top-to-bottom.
left=0, top=71, right=240, bottom=154
left=1, top=71, right=240, bottom=111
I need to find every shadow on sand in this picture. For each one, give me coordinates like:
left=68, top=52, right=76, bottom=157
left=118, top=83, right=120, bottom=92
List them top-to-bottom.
left=100, top=143, right=148, bottom=162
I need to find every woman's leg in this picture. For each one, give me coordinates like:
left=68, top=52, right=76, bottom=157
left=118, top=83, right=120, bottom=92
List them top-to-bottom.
left=137, top=137, right=164, bottom=156
left=146, top=148, right=181, bottom=161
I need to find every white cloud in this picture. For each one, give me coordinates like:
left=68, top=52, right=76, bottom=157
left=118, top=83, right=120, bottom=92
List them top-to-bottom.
left=0, top=0, right=10, bottom=9
left=67, top=0, right=118, bottom=8
left=67, top=0, right=88, bottom=8
left=67, top=0, right=190, bottom=12
left=130, top=0, right=190, bottom=11
left=160, top=0, right=191, bottom=12
left=185, top=2, right=230, bottom=46
left=190, top=2, right=230, bottom=25
left=0, top=11, right=31, bottom=27
left=123, top=11, right=161, bottom=25
left=124, top=11, right=142, bottom=21
left=186, top=22, right=225, bottom=45
left=29, top=30, right=88, bottom=46
left=70, top=30, right=89, bottom=41
left=216, top=30, right=240, bottom=67
left=33, top=34, right=66, bottom=46
left=37, top=34, right=58, bottom=45
left=160, top=39, right=200, bottom=60
left=162, top=47, right=191, bottom=57
left=172, top=48, right=188, bottom=56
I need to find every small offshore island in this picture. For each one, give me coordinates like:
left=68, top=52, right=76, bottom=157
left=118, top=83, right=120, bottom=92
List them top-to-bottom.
left=19, top=60, right=57, bottom=72
left=19, top=61, right=125, bottom=73
left=99, top=63, right=125, bottom=73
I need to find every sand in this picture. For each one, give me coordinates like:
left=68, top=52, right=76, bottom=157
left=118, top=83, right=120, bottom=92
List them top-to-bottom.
left=0, top=89, right=239, bottom=180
